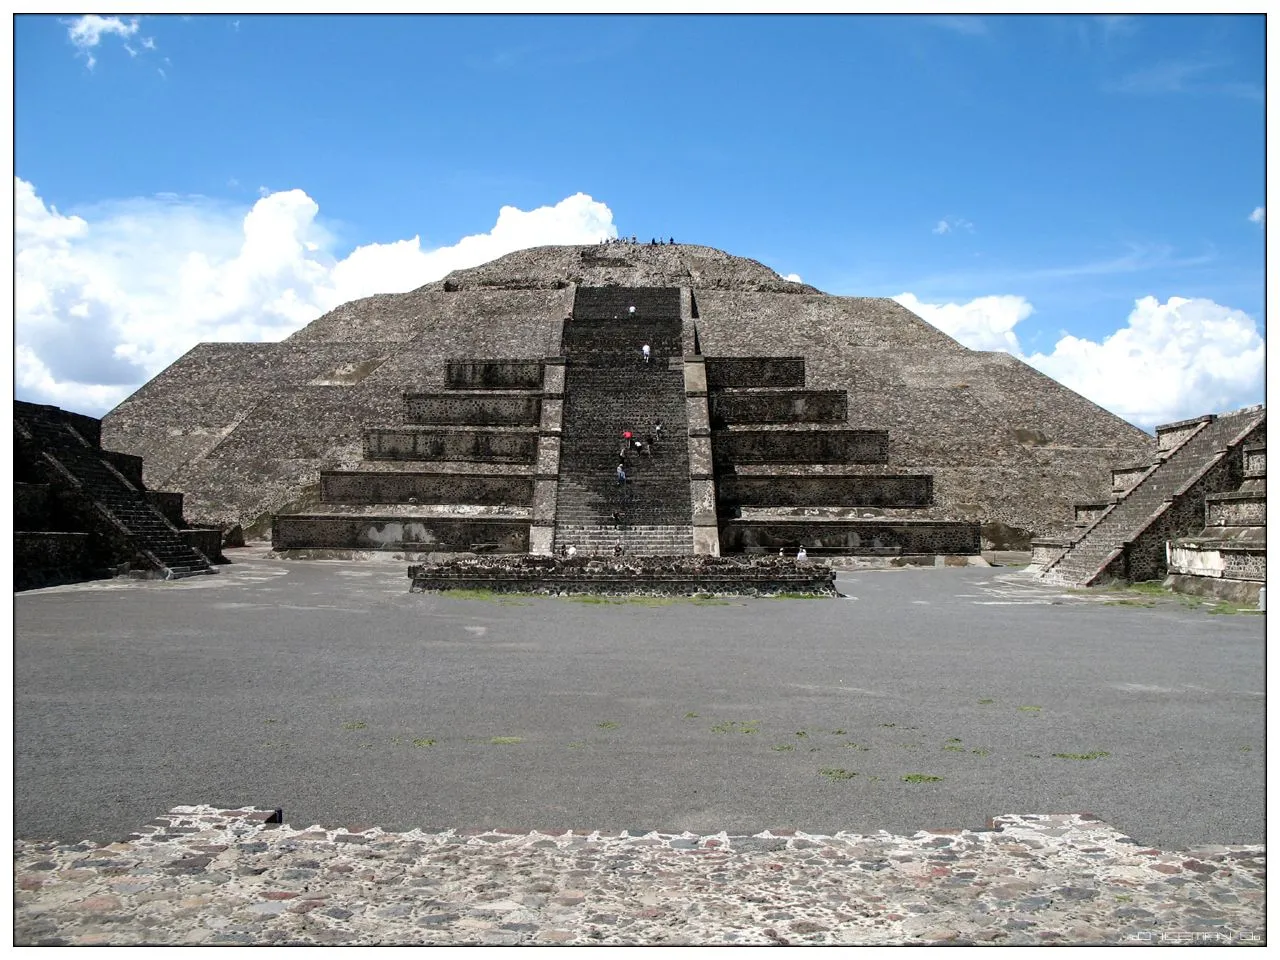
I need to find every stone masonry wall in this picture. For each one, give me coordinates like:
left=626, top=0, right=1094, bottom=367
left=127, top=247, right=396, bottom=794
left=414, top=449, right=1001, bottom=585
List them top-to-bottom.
left=704, top=358, right=805, bottom=389
left=445, top=360, right=545, bottom=390
left=709, top=390, right=847, bottom=425
left=403, top=394, right=542, bottom=426
left=363, top=429, right=540, bottom=464
left=713, top=430, right=890, bottom=465
left=1243, top=446, right=1265, bottom=476
left=319, top=471, right=533, bottom=505
left=717, top=474, right=933, bottom=508
left=15, top=483, right=52, bottom=530
left=145, top=491, right=186, bottom=527
left=1205, top=493, right=1266, bottom=527
left=272, top=516, right=530, bottom=553
left=720, top=520, right=981, bottom=555
left=1223, top=549, right=1266, bottom=581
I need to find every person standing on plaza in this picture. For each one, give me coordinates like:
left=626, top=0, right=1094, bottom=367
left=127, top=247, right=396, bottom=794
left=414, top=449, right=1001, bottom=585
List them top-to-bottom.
left=642, top=343, right=651, bottom=364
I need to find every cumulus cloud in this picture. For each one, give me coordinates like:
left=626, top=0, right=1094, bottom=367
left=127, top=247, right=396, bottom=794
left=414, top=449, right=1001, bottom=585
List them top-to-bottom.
left=15, top=178, right=617, bottom=416
left=1249, top=206, right=1265, bottom=225
left=932, top=217, right=974, bottom=235
left=784, top=273, right=803, bottom=283
left=894, top=291, right=1265, bottom=429
left=893, top=293, right=1031, bottom=354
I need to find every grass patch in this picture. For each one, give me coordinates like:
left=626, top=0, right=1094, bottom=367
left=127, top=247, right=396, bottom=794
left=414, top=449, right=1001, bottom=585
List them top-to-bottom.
left=1103, top=598, right=1157, bottom=608
left=977, top=699, right=995, bottom=705
left=1017, top=705, right=1042, bottom=713
left=683, top=712, right=699, bottom=719
left=597, top=720, right=620, bottom=729
left=711, top=720, right=760, bottom=735
left=341, top=721, right=367, bottom=731
left=879, top=723, right=896, bottom=728
left=830, top=729, right=847, bottom=736
left=794, top=730, right=808, bottom=738
left=487, top=736, right=525, bottom=745
left=411, top=737, right=437, bottom=748
left=945, top=737, right=963, bottom=743
left=567, top=740, right=586, bottom=749
left=844, top=742, right=870, bottom=752
left=771, top=744, right=794, bottom=752
left=942, top=745, right=965, bottom=752
left=971, top=748, right=990, bottom=757
left=1052, top=751, right=1111, bottom=761
left=820, top=768, right=858, bottom=781
left=902, top=774, right=944, bottom=784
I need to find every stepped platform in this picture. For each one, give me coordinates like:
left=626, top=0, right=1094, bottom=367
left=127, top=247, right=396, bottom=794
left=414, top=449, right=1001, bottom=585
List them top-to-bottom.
left=15, top=401, right=217, bottom=587
left=1037, top=405, right=1265, bottom=587
left=1165, top=442, right=1266, bottom=605
left=408, top=553, right=836, bottom=596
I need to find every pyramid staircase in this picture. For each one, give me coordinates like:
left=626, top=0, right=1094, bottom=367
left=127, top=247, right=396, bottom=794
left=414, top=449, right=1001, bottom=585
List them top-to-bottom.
left=552, top=291, right=694, bottom=556
left=15, top=402, right=216, bottom=581
left=1035, top=406, right=1266, bottom=587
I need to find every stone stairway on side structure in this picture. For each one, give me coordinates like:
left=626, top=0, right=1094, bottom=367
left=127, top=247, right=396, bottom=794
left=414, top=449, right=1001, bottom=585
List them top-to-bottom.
left=554, top=306, right=693, bottom=556
left=15, top=405, right=216, bottom=579
left=1037, top=406, right=1266, bottom=587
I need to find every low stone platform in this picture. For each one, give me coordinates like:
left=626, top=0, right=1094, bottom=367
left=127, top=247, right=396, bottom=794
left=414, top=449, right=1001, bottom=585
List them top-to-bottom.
left=407, top=554, right=838, bottom=596
left=13, top=806, right=1265, bottom=946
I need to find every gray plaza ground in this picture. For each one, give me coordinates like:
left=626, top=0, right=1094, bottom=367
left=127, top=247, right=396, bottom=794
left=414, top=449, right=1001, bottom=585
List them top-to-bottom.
left=14, top=549, right=1265, bottom=850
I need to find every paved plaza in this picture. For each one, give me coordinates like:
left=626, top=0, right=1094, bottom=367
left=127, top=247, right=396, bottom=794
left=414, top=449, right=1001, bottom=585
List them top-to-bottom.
left=15, top=550, right=1264, bottom=849
left=13, top=551, right=1267, bottom=945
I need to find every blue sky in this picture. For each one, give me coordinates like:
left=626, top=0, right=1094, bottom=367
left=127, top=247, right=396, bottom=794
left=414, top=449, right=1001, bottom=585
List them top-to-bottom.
left=13, top=13, right=1267, bottom=427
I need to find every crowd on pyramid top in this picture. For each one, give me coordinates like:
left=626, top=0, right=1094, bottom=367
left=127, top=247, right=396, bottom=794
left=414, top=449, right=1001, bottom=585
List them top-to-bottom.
left=599, top=236, right=677, bottom=246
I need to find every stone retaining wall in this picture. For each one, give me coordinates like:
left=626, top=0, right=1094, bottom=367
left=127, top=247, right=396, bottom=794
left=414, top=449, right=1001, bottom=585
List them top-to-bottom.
left=705, top=357, right=805, bottom=389
left=445, top=360, right=545, bottom=390
left=709, top=390, right=847, bottom=424
left=403, top=394, right=542, bottom=426
left=363, top=428, right=540, bottom=463
left=713, top=430, right=890, bottom=465
left=1243, top=445, right=1265, bottom=477
left=102, top=450, right=144, bottom=488
left=320, top=471, right=533, bottom=506
left=718, top=474, right=933, bottom=508
left=15, top=483, right=52, bottom=530
left=146, top=491, right=185, bottom=527
left=1205, top=492, right=1266, bottom=527
left=273, top=516, right=530, bottom=553
left=720, top=519, right=981, bottom=555
left=14, top=531, right=96, bottom=590
left=408, top=554, right=836, bottom=596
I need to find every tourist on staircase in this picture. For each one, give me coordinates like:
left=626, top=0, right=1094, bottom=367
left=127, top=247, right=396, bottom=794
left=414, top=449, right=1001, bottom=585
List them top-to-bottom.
left=642, top=343, right=650, bottom=364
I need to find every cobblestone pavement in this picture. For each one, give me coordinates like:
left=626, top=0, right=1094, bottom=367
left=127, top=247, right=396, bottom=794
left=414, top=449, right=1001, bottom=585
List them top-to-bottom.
left=14, top=806, right=1265, bottom=946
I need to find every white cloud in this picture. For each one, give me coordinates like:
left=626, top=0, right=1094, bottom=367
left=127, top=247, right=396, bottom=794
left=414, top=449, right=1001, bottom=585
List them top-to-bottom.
left=64, top=15, right=139, bottom=69
left=141, top=37, right=156, bottom=50
left=14, top=178, right=618, bottom=416
left=1249, top=206, right=1265, bottom=225
left=932, top=217, right=974, bottom=235
left=784, top=273, right=802, bottom=283
left=895, top=291, right=1265, bottom=429
left=894, top=293, right=1031, bottom=354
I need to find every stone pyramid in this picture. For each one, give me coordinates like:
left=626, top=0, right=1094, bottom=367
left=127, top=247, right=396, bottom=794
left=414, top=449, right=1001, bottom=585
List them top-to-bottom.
left=101, top=243, right=1154, bottom=554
